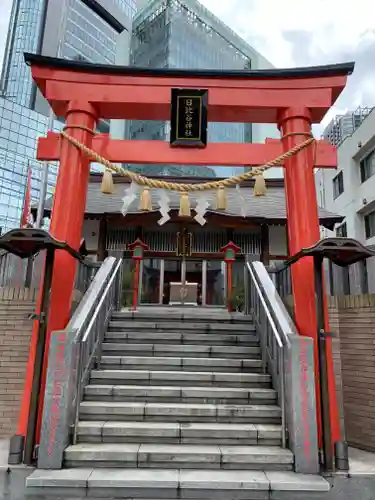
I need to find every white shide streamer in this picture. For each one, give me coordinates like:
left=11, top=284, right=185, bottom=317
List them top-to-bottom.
left=121, top=182, right=139, bottom=215
left=236, top=184, right=247, bottom=217
left=157, top=189, right=171, bottom=226
left=194, top=192, right=210, bottom=226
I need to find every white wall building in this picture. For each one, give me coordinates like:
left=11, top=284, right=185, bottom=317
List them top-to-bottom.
left=316, top=107, right=375, bottom=294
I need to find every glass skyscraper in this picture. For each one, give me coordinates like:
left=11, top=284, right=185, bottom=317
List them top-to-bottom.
left=0, top=0, right=137, bottom=232
left=0, top=0, right=45, bottom=108
left=1, top=0, right=137, bottom=112
left=129, top=0, right=262, bottom=178
left=0, top=95, right=63, bottom=231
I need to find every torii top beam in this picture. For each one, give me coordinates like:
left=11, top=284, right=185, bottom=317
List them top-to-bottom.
left=25, top=53, right=354, bottom=124
left=25, top=53, right=354, bottom=168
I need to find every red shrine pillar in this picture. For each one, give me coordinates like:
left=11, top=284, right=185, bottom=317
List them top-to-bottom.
left=33, top=101, right=97, bottom=439
left=278, top=107, right=340, bottom=448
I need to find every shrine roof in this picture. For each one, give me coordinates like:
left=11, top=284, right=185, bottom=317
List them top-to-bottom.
left=25, top=53, right=354, bottom=80
left=36, top=175, right=343, bottom=230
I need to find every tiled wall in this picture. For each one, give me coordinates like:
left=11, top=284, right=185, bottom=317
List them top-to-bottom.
left=0, top=288, right=36, bottom=437
left=329, top=295, right=375, bottom=452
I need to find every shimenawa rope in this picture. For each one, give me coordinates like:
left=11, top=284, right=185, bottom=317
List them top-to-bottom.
left=60, top=128, right=314, bottom=193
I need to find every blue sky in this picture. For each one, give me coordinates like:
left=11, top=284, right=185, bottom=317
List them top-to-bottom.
left=1, top=0, right=375, bottom=129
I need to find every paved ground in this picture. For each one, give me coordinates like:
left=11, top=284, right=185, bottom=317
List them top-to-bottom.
left=1, top=438, right=375, bottom=499
left=0, top=441, right=8, bottom=472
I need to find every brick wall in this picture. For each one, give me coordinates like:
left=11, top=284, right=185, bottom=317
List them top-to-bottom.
left=0, top=287, right=84, bottom=438
left=0, top=288, right=37, bottom=438
left=328, top=295, right=375, bottom=452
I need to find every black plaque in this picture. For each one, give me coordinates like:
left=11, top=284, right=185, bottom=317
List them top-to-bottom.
left=170, top=88, right=208, bottom=148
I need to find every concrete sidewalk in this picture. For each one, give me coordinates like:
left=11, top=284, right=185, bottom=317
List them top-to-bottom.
left=1, top=438, right=375, bottom=500
left=0, top=439, right=9, bottom=471
left=349, top=447, right=375, bottom=476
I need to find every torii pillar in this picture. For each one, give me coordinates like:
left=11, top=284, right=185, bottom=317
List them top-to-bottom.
left=17, top=100, right=97, bottom=453
left=278, top=107, right=339, bottom=447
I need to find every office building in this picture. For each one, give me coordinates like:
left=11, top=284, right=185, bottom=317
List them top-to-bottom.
left=0, top=0, right=137, bottom=231
left=1, top=0, right=136, bottom=115
left=128, top=0, right=279, bottom=178
left=0, top=95, right=63, bottom=231
left=323, top=106, right=373, bottom=147
left=315, top=107, right=375, bottom=294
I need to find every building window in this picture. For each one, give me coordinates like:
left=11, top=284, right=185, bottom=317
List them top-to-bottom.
left=360, top=149, right=375, bottom=183
left=333, top=171, right=344, bottom=199
left=364, top=211, right=375, bottom=239
left=336, top=222, right=347, bottom=237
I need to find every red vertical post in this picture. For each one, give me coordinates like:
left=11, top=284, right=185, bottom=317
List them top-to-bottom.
left=17, top=100, right=97, bottom=442
left=34, top=101, right=97, bottom=441
left=278, top=106, right=340, bottom=448
left=133, top=261, right=140, bottom=311
left=227, top=262, right=233, bottom=313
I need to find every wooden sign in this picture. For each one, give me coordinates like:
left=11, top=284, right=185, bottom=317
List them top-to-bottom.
left=170, top=88, right=208, bottom=148
left=176, top=229, right=193, bottom=257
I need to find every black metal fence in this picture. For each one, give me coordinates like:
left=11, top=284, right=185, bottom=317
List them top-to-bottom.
left=0, top=250, right=100, bottom=294
left=75, top=259, right=101, bottom=294
left=268, top=259, right=371, bottom=302
left=267, top=263, right=294, bottom=318
left=268, top=264, right=292, bottom=297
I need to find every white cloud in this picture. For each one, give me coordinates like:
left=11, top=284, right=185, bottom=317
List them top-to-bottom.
left=199, top=0, right=375, bottom=132
left=200, top=0, right=375, bottom=65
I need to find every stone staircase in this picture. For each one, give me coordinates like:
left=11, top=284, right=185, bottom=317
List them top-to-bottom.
left=28, top=308, right=329, bottom=497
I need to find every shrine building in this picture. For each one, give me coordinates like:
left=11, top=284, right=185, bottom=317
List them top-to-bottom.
left=39, top=173, right=342, bottom=307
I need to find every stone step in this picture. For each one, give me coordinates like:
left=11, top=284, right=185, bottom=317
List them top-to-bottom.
left=112, top=309, right=252, bottom=323
left=108, top=321, right=255, bottom=333
left=105, top=331, right=259, bottom=345
left=101, top=342, right=261, bottom=358
left=99, top=356, right=263, bottom=373
left=90, top=370, right=271, bottom=388
left=84, top=385, right=277, bottom=405
left=79, top=401, right=281, bottom=423
left=76, top=421, right=282, bottom=446
left=63, top=443, right=293, bottom=470
left=27, top=468, right=330, bottom=497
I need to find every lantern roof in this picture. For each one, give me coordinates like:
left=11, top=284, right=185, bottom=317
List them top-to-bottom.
left=285, top=237, right=375, bottom=268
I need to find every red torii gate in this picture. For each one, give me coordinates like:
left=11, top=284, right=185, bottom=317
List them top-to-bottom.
left=21, top=53, right=354, bottom=454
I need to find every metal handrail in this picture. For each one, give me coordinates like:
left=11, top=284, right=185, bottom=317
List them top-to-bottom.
left=70, top=257, right=123, bottom=443
left=68, top=258, right=119, bottom=339
left=245, top=261, right=291, bottom=448
left=81, top=263, right=122, bottom=343
left=246, top=263, right=284, bottom=349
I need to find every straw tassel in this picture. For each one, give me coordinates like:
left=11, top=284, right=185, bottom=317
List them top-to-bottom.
left=101, top=170, right=114, bottom=194
left=254, top=173, right=266, bottom=196
left=216, top=185, right=227, bottom=210
left=139, top=187, right=152, bottom=211
left=179, top=191, right=191, bottom=217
